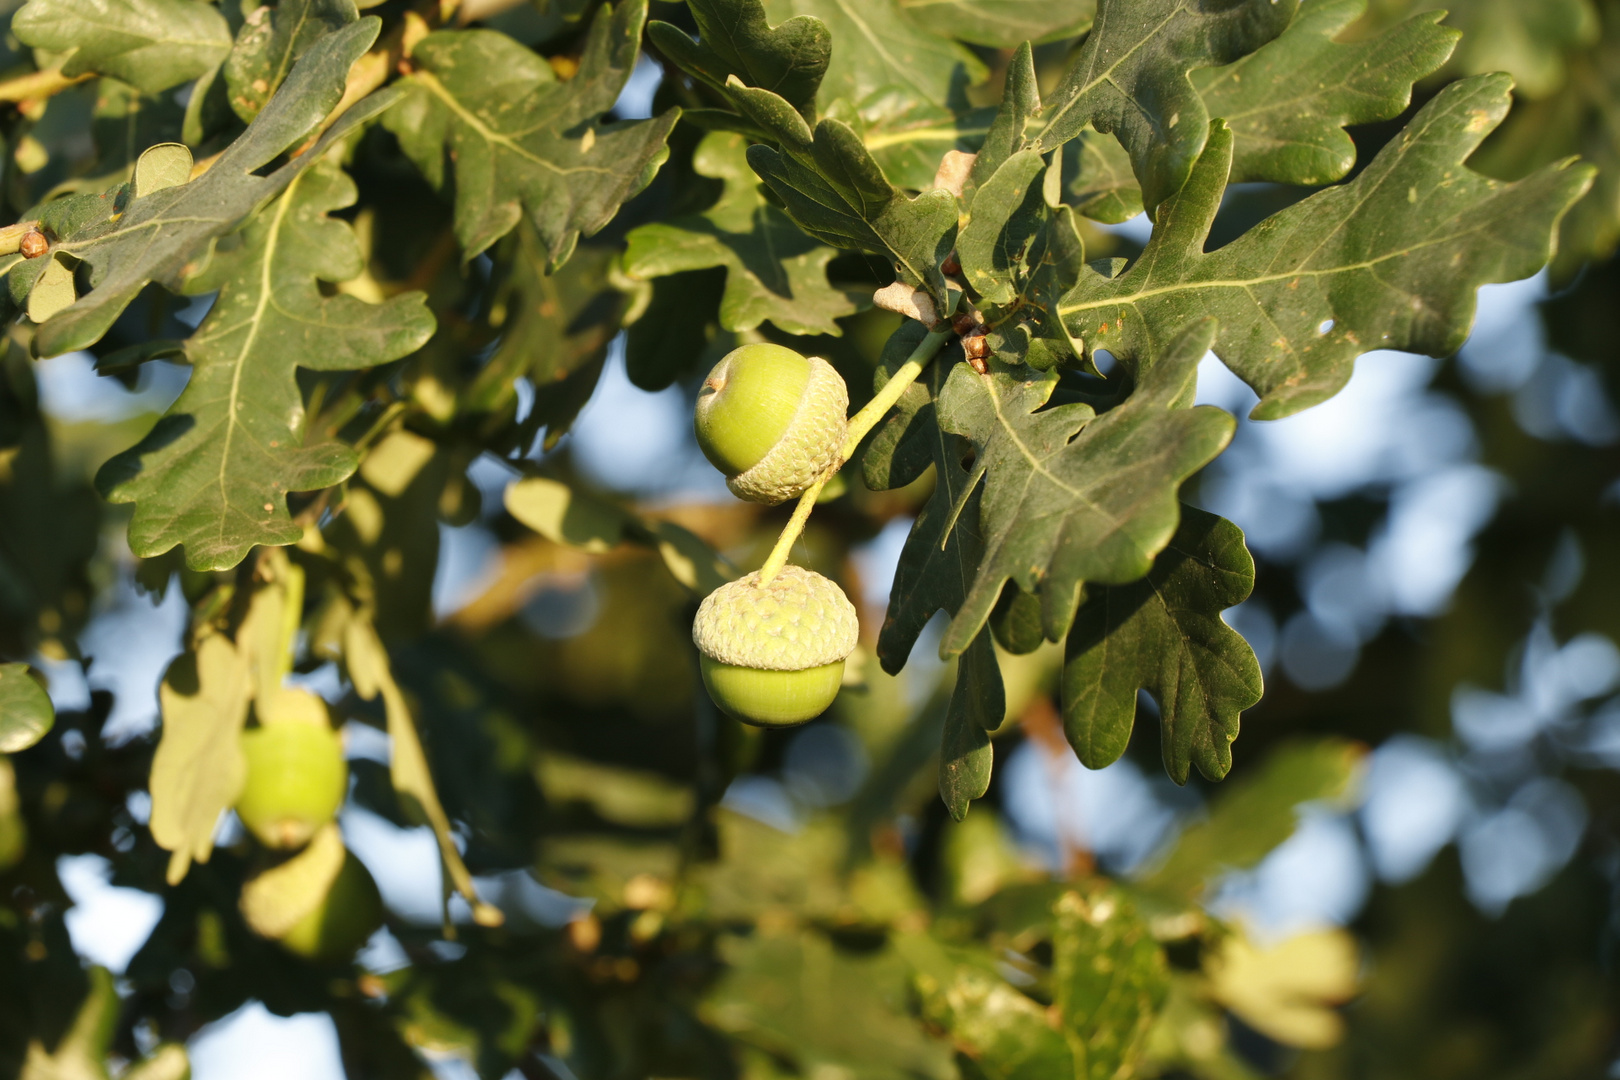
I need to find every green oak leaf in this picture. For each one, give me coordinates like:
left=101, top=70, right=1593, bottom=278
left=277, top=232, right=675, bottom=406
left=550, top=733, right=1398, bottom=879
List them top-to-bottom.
left=13, top=0, right=232, bottom=94
left=224, top=0, right=358, bottom=123
left=384, top=0, right=678, bottom=266
left=648, top=0, right=829, bottom=118
left=762, top=0, right=986, bottom=111
left=897, top=0, right=1093, bottom=49
left=1036, top=0, right=1298, bottom=213
left=1057, top=0, right=1461, bottom=215
left=1195, top=0, right=1458, bottom=186
left=1443, top=0, right=1599, bottom=101
left=30, top=18, right=392, bottom=358
left=1058, top=77, right=1597, bottom=420
left=742, top=91, right=957, bottom=301
left=624, top=130, right=858, bottom=336
left=96, top=161, right=435, bottom=572
left=932, top=318, right=1234, bottom=660
left=1061, top=506, right=1262, bottom=785
left=150, top=631, right=252, bottom=884
left=0, top=663, right=53, bottom=753
left=1144, top=738, right=1361, bottom=901
left=1051, top=886, right=1170, bottom=1080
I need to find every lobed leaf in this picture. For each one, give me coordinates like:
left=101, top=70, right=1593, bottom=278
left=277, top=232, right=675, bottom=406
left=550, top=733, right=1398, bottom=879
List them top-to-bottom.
left=14, top=0, right=232, bottom=94
left=224, top=0, right=359, bottom=123
left=385, top=0, right=678, bottom=266
left=648, top=0, right=830, bottom=118
left=1036, top=0, right=1298, bottom=213
left=1194, top=0, right=1458, bottom=187
left=29, top=17, right=392, bottom=358
left=1059, top=77, right=1597, bottom=419
left=744, top=98, right=957, bottom=301
left=624, top=130, right=859, bottom=336
left=97, top=161, right=435, bottom=572
left=932, top=319, right=1234, bottom=660
left=1061, top=506, right=1262, bottom=785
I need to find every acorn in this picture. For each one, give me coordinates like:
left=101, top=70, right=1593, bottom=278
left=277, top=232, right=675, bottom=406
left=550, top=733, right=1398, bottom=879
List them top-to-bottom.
left=695, top=343, right=848, bottom=505
left=691, top=565, right=859, bottom=727
left=235, top=691, right=347, bottom=851
left=239, top=823, right=382, bottom=963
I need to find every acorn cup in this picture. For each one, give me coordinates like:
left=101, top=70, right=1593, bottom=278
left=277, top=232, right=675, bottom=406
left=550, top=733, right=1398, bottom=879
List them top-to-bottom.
left=695, top=343, right=848, bottom=505
left=692, top=565, right=859, bottom=727
left=235, top=689, right=348, bottom=851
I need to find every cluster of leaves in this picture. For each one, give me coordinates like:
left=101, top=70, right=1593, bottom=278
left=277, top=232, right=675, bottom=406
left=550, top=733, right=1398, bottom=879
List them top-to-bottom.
left=0, top=0, right=1608, bottom=1073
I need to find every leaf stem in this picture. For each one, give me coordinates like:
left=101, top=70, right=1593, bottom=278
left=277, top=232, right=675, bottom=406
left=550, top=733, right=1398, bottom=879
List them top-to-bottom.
left=757, top=323, right=954, bottom=585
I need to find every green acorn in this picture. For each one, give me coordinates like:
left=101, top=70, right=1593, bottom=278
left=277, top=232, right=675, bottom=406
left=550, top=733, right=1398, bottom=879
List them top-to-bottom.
left=695, top=343, right=848, bottom=505
left=692, top=565, right=859, bottom=727
left=235, top=690, right=347, bottom=851
left=239, top=823, right=383, bottom=963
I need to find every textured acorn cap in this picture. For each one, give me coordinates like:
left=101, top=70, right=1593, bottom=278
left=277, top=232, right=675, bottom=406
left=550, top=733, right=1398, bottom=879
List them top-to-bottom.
left=725, top=355, right=848, bottom=505
left=692, top=566, right=859, bottom=671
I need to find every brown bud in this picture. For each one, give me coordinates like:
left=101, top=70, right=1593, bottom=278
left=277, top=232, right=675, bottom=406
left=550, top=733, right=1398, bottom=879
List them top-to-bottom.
left=19, top=229, right=47, bottom=259
left=941, top=251, right=961, bottom=276
left=963, top=330, right=991, bottom=373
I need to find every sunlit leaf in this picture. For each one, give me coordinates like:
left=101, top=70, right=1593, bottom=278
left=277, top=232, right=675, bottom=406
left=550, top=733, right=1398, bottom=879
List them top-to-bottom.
left=14, top=0, right=231, bottom=93
left=224, top=0, right=358, bottom=122
left=384, top=0, right=678, bottom=264
left=1036, top=0, right=1298, bottom=212
left=29, top=18, right=393, bottom=358
left=1060, top=79, right=1595, bottom=420
left=96, top=161, right=435, bottom=572
left=932, top=319, right=1233, bottom=662
left=1051, top=885, right=1169, bottom=1080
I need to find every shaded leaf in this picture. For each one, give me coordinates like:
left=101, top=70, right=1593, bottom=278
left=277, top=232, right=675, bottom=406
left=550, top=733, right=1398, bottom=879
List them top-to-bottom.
left=14, top=0, right=231, bottom=94
left=224, top=0, right=359, bottom=123
left=385, top=0, right=678, bottom=264
left=648, top=0, right=829, bottom=118
left=898, top=0, right=1093, bottom=49
left=1036, top=0, right=1298, bottom=213
left=33, top=17, right=393, bottom=357
left=1059, top=79, right=1596, bottom=419
left=744, top=99, right=957, bottom=301
left=624, top=130, right=859, bottom=336
left=97, top=161, right=436, bottom=572
left=932, top=319, right=1233, bottom=660
left=1060, top=506, right=1261, bottom=784
left=150, top=631, right=252, bottom=884
left=939, top=631, right=999, bottom=819
left=0, top=664, right=52, bottom=753
left=1051, top=885, right=1170, bottom=1080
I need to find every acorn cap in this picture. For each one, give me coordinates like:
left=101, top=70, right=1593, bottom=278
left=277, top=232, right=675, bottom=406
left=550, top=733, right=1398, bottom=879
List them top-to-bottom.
left=703, top=352, right=848, bottom=506
left=692, top=566, right=859, bottom=671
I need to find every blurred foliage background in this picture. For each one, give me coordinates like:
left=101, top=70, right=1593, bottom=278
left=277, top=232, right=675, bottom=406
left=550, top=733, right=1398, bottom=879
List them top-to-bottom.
left=1, top=0, right=1619, bottom=1077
